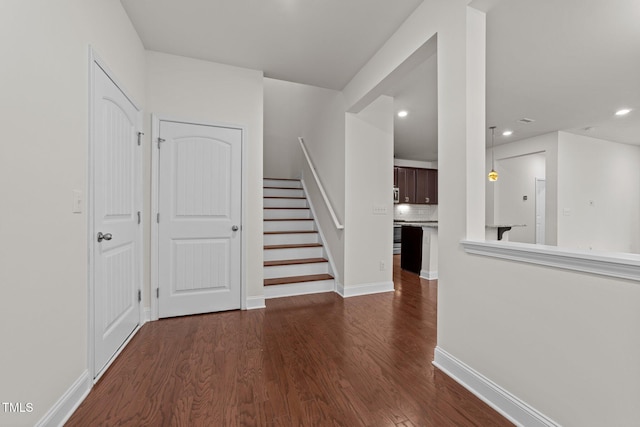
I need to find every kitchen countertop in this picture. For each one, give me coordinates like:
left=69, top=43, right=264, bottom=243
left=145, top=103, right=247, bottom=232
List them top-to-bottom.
left=395, top=220, right=438, bottom=228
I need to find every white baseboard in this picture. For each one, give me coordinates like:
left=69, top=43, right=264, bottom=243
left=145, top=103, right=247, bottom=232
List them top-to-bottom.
left=420, top=269, right=438, bottom=280
left=265, top=280, right=334, bottom=299
left=336, top=281, right=394, bottom=298
left=246, top=296, right=266, bottom=310
left=433, top=347, right=560, bottom=427
left=35, top=370, right=91, bottom=427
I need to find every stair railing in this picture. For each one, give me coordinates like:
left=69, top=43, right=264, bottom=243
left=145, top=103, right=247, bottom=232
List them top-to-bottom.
left=298, top=137, right=344, bottom=230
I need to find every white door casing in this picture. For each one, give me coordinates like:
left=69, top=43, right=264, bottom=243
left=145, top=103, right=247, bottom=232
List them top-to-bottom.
left=90, top=58, right=142, bottom=378
left=157, top=120, right=242, bottom=318
left=535, top=178, right=546, bottom=245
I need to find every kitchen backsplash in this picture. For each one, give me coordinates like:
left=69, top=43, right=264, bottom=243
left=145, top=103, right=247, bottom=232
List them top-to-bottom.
left=394, top=204, right=438, bottom=221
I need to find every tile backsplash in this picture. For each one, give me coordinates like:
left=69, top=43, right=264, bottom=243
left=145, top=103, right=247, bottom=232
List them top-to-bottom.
left=394, top=204, right=438, bottom=221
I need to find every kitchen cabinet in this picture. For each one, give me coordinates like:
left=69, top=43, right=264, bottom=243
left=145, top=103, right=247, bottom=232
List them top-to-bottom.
left=394, top=167, right=437, bottom=204
left=416, top=168, right=438, bottom=204
left=400, top=226, right=422, bottom=274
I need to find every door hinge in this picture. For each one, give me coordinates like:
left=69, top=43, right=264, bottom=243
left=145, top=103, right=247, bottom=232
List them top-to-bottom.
left=137, top=131, right=144, bottom=146
left=157, top=137, right=165, bottom=149
left=137, top=211, right=141, bottom=225
left=156, top=213, right=160, bottom=223
left=156, top=288, right=159, bottom=298
left=137, top=289, right=141, bottom=303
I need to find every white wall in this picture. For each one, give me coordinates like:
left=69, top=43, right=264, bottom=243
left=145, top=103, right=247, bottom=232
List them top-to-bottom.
left=0, top=1, right=146, bottom=425
left=346, top=1, right=640, bottom=425
left=145, top=51, right=265, bottom=302
left=264, top=77, right=346, bottom=285
left=343, top=95, right=394, bottom=288
left=557, top=131, right=640, bottom=253
left=487, top=132, right=559, bottom=245
left=493, top=153, right=546, bottom=243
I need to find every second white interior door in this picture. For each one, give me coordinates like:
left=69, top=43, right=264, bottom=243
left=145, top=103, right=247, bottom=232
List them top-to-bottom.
left=158, top=120, right=242, bottom=318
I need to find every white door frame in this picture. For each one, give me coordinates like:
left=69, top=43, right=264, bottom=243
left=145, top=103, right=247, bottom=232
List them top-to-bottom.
left=88, top=47, right=144, bottom=382
left=150, top=114, right=247, bottom=321
left=535, top=177, right=546, bottom=245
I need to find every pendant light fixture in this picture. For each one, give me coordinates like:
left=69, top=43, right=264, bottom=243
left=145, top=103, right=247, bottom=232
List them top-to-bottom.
left=488, top=126, right=499, bottom=182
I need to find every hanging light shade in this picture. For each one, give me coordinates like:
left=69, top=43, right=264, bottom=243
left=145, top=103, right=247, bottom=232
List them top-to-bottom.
left=488, top=126, right=499, bottom=182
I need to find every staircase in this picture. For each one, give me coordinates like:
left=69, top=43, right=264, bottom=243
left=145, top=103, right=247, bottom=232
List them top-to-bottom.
left=263, top=178, right=335, bottom=299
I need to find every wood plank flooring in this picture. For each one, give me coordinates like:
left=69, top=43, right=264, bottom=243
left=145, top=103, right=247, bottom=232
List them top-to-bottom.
left=67, top=256, right=513, bottom=426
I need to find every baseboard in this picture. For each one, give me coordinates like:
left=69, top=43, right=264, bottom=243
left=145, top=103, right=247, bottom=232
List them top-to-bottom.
left=420, top=269, right=438, bottom=280
left=265, top=280, right=334, bottom=299
left=336, top=281, right=394, bottom=298
left=246, top=296, right=266, bottom=310
left=144, top=307, right=151, bottom=322
left=433, top=347, right=560, bottom=427
left=35, top=370, right=91, bottom=427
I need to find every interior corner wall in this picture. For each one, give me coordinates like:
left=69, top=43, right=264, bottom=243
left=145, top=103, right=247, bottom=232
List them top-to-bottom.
left=0, top=1, right=146, bottom=426
left=344, top=1, right=640, bottom=425
left=145, top=51, right=265, bottom=301
left=264, top=77, right=347, bottom=284
left=343, top=95, right=394, bottom=288
left=557, top=131, right=640, bottom=253
left=486, top=132, right=559, bottom=245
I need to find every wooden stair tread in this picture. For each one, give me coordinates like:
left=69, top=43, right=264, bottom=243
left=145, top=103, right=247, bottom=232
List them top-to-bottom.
left=264, top=178, right=300, bottom=181
left=263, top=186, right=303, bottom=190
left=264, top=196, right=306, bottom=199
left=264, top=207, right=310, bottom=210
left=264, top=218, right=313, bottom=221
left=264, top=230, right=317, bottom=235
left=264, top=243, right=322, bottom=250
left=264, top=258, right=327, bottom=267
left=264, top=274, right=334, bottom=286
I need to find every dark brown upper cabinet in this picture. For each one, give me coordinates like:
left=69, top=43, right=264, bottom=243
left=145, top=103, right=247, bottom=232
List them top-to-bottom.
left=394, top=166, right=438, bottom=205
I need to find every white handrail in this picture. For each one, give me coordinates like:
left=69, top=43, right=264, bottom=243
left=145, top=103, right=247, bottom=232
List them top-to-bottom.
left=298, top=137, right=344, bottom=230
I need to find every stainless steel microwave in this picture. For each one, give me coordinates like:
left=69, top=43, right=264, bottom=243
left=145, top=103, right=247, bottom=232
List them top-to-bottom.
left=393, top=187, right=399, bottom=203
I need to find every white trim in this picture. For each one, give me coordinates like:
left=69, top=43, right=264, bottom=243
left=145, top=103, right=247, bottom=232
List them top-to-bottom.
left=88, top=47, right=144, bottom=380
left=150, top=115, right=247, bottom=319
left=298, top=137, right=344, bottom=229
left=300, top=178, right=341, bottom=288
left=461, top=239, right=640, bottom=282
left=420, top=269, right=438, bottom=280
left=265, top=280, right=335, bottom=299
left=336, top=281, right=394, bottom=298
left=246, top=296, right=266, bottom=310
left=144, top=307, right=151, bottom=322
left=433, top=347, right=560, bottom=427
left=35, top=371, right=91, bottom=427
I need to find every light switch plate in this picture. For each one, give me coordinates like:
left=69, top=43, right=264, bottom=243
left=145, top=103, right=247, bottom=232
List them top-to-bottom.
left=72, top=190, right=83, bottom=213
left=373, top=205, right=387, bottom=215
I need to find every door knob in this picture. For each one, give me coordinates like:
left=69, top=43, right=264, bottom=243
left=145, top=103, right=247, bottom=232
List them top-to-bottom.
left=231, top=225, right=239, bottom=231
left=97, top=232, right=112, bottom=242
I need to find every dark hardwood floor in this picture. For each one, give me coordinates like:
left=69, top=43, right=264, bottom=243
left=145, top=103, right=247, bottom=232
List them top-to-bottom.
left=67, top=256, right=512, bottom=426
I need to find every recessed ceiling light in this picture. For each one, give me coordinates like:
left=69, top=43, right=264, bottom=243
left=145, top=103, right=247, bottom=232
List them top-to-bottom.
left=615, top=108, right=632, bottom=116
left=397, top=110, right=408, bottom=118
left=502, top=130, right=513, bottom=136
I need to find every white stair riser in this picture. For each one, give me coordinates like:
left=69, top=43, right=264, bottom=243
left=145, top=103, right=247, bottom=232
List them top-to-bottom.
left=263, top=179, right=301, bottom=189
left=263, top=188, right=305, bottom=198
left=264, top=198, right=308, bottom=208
left=264, top=209, right=312, bottom=219
left=264, top=220, right=316, bottom=232
left=264, top=233, right=319, bottom=245
left=264, top=246, right=324, bottom=261
left=264, top=262, right=329, bottom=279
left=265, top=280, right=335, bottom=299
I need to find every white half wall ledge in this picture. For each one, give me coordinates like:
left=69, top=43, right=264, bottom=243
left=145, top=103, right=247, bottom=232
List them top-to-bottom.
left=461, top=240, right=640, bottom=282
left=336, top=281, right=395, bottom=298
left=246, top=296, right=266, bottom=310
left=433, top=347, right=560, bottom=427
left=34, top=370, right=91, bottom=427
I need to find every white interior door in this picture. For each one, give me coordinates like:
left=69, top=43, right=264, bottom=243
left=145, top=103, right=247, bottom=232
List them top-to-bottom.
left=92, top=61, right=142, bottom=376
left=158, top=120, right=242, bottom=318
left=535, top=178, right=546, bottom=244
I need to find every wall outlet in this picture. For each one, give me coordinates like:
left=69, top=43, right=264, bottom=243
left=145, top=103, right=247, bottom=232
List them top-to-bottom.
left=72, top=190, right=83, bottom=213
left=379, top=261, right=385, bottom=271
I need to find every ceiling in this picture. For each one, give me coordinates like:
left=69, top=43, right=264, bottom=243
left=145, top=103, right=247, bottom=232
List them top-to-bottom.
left=120, top=0, right=423, bottom=90
left=121, top=0, right=640, bottom=161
